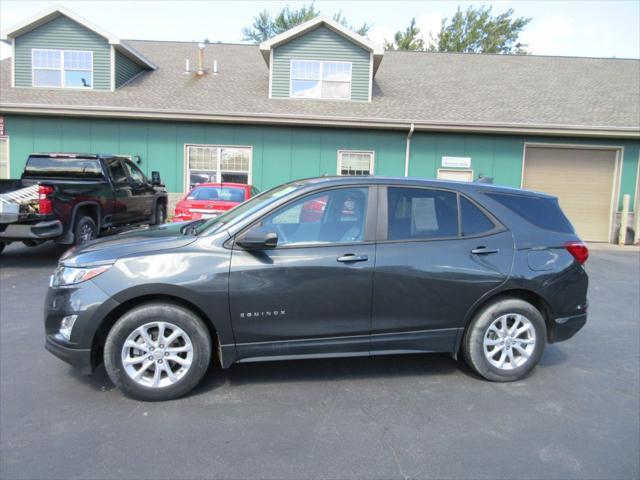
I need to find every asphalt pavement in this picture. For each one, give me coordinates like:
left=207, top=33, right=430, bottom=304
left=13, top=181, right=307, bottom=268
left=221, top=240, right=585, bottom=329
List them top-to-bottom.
left=1, top=241, right=638, bottom=480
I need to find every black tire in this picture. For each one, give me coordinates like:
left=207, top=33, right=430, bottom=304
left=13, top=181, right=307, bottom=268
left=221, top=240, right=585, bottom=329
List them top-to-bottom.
left=153, top=202, right=166, bottom=225
left=74, top=216, right=97, bottom=246
left=0, top=242, right=5, bottom=255
left=462, top=298, right=547, bottom=382
left=104, top=303, right=212, bottom=401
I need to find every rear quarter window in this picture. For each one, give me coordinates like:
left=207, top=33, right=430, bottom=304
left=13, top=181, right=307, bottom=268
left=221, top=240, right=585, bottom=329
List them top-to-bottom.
left=487, top=192, right=574, bottom=234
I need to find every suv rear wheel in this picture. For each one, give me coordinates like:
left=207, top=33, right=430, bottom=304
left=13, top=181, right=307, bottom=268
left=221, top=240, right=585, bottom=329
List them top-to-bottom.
left=462, top=298, right=546, bottom=382
left=104, top=303, right=212, bottom=401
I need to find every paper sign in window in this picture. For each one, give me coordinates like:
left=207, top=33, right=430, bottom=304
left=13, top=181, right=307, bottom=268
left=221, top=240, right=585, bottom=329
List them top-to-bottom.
left=411, top=197, right=439, bottom=233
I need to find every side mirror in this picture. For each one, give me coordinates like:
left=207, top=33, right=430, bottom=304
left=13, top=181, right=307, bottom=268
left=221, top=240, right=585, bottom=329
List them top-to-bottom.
left=151, top=171, right=162, bottom=185
left=236, top=226, right=278, bottom=250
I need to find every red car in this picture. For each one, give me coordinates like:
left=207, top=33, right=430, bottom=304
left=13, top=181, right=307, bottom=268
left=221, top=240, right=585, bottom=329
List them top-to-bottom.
left=172, top=183, right=258, bottom=222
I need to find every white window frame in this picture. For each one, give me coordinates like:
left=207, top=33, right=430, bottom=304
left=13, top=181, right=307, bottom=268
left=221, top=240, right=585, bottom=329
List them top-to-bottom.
left=32, top=48, right=94, bottom=89
left=290, top=59, right=352, bottom=101
left=0, top=136, right=10, bottom=180
left=184, top=144, right=253, bottom=193
left=337, top=150, right=375, bottom=176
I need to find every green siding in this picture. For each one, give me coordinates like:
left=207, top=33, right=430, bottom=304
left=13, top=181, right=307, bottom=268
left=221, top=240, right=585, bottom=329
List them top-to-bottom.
left=14, top=15, right=111, bottom=90
left=271, top=26, right=371, bottom=101
left=115, top=51, right=144, bottom=88
left=3, top=115, right=639, bottom=212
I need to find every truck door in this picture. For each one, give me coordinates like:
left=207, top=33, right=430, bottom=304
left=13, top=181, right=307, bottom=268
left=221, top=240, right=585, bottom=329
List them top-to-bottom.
left=106, top=158, right=135, bottom=224
left=123, top=159, right=155, bottom=222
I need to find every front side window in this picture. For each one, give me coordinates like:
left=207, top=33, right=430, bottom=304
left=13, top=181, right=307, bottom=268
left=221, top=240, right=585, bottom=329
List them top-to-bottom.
left=33, top=49, right=93, bottom=88
left=290, top=60, right=351, bottom=100
left=186, top=145, right=251, bottom=190
left=338, top=151, right=374, bottom=176
left=124, top=160, right=147, bottom=183
left=261, top=187, right=368, bottom=246
left=387, top=187, right=458, bottom=241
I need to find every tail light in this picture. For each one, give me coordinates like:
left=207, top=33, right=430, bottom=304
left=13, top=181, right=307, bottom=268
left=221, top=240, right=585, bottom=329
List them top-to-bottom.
left=38, top=185, right=54, bottom=215
left=565, top=241, right=589, bottom=265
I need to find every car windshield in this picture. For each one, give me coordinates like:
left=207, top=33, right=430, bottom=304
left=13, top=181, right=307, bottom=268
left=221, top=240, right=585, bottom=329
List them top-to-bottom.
left=194, top=183, right=302, bottom=235
left=187, top=186, right=246, bottom=203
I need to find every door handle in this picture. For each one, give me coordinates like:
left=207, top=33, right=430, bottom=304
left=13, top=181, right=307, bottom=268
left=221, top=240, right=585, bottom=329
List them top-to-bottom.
left=471, top=247, right=499, bottom=255
left=337, top=254, right=369, bottom=263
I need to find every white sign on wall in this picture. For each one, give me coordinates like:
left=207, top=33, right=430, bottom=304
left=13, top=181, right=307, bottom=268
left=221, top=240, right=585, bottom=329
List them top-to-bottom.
left=442, top=156, right=471, bottom=168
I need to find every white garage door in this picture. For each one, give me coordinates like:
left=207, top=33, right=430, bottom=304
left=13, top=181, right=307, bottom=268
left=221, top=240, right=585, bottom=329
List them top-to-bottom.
left=523, top=146, right=617, bottom=242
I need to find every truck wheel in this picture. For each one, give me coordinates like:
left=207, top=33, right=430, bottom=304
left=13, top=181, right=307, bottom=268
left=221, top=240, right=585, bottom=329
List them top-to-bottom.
left=154, top=203, right=166, bottom=225
left=74, top=216, right=97, bottom=245
left=462, top=298, right=546, bottom=382
left=104, top=303, right=212, bottom=401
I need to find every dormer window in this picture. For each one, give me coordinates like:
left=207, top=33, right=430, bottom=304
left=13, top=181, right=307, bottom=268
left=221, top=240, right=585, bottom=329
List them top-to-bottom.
left=32, top=49, right=93, bottom=88
left=290, top=60, right=351, bottom=100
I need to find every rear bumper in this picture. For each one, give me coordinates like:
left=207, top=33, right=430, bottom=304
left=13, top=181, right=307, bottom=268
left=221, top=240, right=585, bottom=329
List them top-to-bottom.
left=0, top=219, right=63, bottom=240
left=548, top=313, right=587, bottom=343
left=45, top=336, right=92, bottom=374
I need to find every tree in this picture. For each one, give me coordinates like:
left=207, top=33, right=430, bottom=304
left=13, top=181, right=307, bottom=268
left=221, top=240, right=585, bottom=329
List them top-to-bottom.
left=242, top=2, right=370, bottom=43
left=430, top=6, right=531, bottom=54
left=385, top=17, right=425, bottom=51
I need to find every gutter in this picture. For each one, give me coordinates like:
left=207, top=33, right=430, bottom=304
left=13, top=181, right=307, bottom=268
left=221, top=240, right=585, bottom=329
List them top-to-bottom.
left=1, top=104, right=638, bottom=139
left=404, top=122, right=415, bottom=177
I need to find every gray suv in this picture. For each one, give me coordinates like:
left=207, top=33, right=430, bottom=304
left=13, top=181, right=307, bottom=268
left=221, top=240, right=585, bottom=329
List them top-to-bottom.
left=45, top=177, right=588, bottom=401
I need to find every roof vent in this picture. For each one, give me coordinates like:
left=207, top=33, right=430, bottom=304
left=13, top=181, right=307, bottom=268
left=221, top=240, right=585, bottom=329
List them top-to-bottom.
left=184, top=43, right=210, bottom=76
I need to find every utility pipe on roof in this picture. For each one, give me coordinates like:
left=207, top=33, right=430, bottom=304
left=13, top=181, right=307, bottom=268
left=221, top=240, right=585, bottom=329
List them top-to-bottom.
left=404, top=122, right=415, bottom=177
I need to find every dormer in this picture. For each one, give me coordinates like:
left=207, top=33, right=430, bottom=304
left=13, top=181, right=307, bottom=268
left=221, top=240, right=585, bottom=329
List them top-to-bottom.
left=1, top=5, right=156, bottom=91
left=259, top=17, right=384, bottom=102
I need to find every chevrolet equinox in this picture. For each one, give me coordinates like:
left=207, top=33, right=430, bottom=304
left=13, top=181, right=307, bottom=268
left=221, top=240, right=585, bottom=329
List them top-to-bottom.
left=45, top=177, right=589, bottom=401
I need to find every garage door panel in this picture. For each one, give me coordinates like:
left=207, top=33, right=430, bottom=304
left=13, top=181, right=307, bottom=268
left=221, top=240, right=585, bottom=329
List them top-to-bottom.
left=523, top=147, right=616, bottom=242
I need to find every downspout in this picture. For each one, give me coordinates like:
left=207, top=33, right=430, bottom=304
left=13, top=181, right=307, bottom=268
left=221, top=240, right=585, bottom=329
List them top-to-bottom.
left=404, top=122, right=415, bottom=177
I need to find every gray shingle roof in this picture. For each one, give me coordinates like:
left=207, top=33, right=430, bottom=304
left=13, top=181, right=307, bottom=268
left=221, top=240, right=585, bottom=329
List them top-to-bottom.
left=1, top=40, right=639, bottom=136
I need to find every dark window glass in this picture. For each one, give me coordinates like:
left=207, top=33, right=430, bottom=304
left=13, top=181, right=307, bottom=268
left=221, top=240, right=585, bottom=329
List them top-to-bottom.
left=24, top=156, right=103, bottom=179
left=107, top=159, right=128, bottom=184
left=123, top=160, right=147, bottom=183
left=262, top=187, right=368, bottom=246
left=387, top=188, right=458, bottom=240
left=487, top=193, right=574, bottom=234
left=461, top=196, right=495, bottom=236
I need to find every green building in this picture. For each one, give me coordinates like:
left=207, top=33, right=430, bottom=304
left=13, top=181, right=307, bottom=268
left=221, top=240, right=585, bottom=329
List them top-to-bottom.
left=1, top=6, right=639, bottom=242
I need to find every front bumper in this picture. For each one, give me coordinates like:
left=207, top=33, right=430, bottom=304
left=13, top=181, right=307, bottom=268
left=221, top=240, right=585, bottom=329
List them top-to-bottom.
left=0, top=219, right=63, bottom=240
left=44, top=279, right=119, bottom=373
left=548, top=312, right=587, bottom=343
left=45, top=336, right=92, bottom=374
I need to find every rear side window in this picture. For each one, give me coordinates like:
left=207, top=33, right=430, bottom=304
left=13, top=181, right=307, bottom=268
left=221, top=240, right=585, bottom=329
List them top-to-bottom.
left=24, top=156, right=103, bottom=179
left=107, top=159, right=128, bottom=184
left=387, top=187, right=458, bottom=240
left=487, top=193, right=574, bottom=234
left=460, top=197, right=495, bottom=236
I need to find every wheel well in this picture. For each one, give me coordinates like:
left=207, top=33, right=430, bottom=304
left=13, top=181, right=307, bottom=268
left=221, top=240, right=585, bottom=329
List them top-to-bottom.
left=74, top=204, right=99, bottom=230
left=462, top=289, right=553, bottom=343
left=90, top=294, right=219, bottom=371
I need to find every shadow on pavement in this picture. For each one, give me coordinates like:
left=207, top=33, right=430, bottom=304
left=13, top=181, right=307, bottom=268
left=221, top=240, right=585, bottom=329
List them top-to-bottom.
left=0, top=241, right=68, bottom=268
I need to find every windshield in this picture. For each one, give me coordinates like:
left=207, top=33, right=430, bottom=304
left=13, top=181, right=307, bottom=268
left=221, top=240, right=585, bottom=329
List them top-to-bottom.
left=195, top=183, right=302, bottom=235
left=187, top=186, right=246, bottom=202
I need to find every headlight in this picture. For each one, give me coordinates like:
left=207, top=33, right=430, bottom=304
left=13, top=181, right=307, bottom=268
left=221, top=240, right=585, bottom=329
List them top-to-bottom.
left=50, top=264, right=112, bottom=287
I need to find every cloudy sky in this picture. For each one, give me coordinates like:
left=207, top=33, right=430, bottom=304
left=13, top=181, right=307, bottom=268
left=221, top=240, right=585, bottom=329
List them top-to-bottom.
left=1, top=0, right=638, bottom=59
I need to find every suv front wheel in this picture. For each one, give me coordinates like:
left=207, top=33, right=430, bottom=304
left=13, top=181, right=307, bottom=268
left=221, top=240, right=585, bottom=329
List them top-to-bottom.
left=462, top=298, right=547, bottom=382
left=104, top=303, right=212, bottom=401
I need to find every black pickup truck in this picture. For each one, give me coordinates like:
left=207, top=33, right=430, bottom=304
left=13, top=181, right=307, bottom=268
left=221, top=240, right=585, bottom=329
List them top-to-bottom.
left=0, top=153, right=168, bottom=254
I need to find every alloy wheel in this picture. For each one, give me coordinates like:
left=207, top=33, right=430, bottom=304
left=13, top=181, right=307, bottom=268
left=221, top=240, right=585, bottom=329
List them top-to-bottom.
left=483, top=313, right=536, bottom=371
left=121, top=321, right=194, bottom=388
